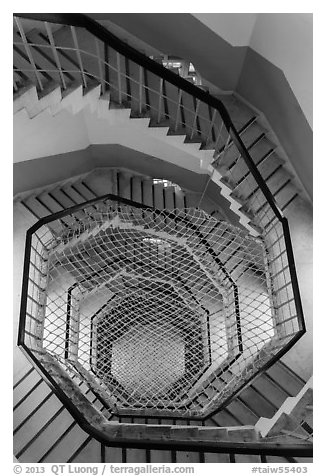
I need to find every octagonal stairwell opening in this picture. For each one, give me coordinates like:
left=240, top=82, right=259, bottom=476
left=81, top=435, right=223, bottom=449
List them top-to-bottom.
left=19, top=195, right=303, bottom=428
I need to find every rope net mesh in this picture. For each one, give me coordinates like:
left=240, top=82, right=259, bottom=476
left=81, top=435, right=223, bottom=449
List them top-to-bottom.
left=23, top=199, right=299, bottom=418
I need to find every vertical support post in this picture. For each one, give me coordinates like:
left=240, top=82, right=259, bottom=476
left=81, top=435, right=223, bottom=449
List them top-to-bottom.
left=45, top=21, right=66, bottom=90
left=70, top=26, right=87, bottom=88
left=95, top=38, right=105, bottom=94
left=104, top=43, right=110, bottom=91
left=116, top=51, right=122, bottom=104
left=139, top=65, right=144, bottom=114
left=13, top=76, right=19, bottom=91
left=157, top=77, right=163, bottom=123
left=175, top=89, right=182, bottom=131
left=190, top=98, right=201, bottom=139
left=207, top=107, right=217, bottom=145
left=211, top=120, right=224, bottom=153
left=215, top=131, right=231, bottom=162
left=233, top=284, right=243, bottom=353
left=65, top=286, right=72, bottom=360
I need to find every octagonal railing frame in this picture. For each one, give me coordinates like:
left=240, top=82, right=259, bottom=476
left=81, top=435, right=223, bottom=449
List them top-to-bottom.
left=18, top=193, right=303, bottom=417
left=41, top=194, right=244, bottom=417
left=65, top=255, right=238, bottom=410
left=88, top=285, right=212, bottom=409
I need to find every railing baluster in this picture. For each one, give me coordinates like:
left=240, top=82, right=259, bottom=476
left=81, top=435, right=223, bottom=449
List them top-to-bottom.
left=14, top=17, right=43, bottom=91
left=44, top=21, right=66, bottom=90
left=70, top=26, right=87, bottom=88
left=95, top=38, right=105, bottom=94
left=104, top=44, right=110, bottom=91
left=116, top=51, right=122, bottom=104
left=125, top=57, right=131, bottom=101
left=139, top=65, right=144, bottom=114
left=143, top=68, right=150, bottom=109
left=13, top=76, right=19, bottom=91
left=157, top=77, right=163, bottom=123
left=162, top=79, right=169, bottom=120
left=175, top=89, right=182, bottom=132
left=190, top=98, right=200, bottom=139
left=207, top=107, right=217, bottom=145
left=211, top=122, right=226, bottom=156
left=215, top=130, right=231, bottom=159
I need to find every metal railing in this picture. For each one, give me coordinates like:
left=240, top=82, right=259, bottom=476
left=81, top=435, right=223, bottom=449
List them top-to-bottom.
left=14, top=13, right=307, bottom=455
left=17, top=194, right=310, bottom=455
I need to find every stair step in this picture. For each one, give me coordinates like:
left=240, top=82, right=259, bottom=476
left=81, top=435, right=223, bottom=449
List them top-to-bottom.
left=26, top=28, right=82, bottom=85
left=16, top=29, right=71, bottom=87
left=13, top=33, right=51, bottom=87
left=13, top=82, right=38, bottom=114
left=214, top=94, right=255, bottom=131
left=219, top=121, right=265, bottom=164
left=229, top=150, right=282, bottom=199
left=244, top=167, right=293, bottom=211
left=83, top=170, right=117, bottom=197
left=117, top=170, right=132, bottom=200
left=73, top=181, right=98, bottom=201
left=60, top=182, right=94, bottom=207
left=47, top=187, right=92, bottom=223
left=37, top=192, right=77, bottom=226
left=22, top=196, right=64, bottom=233
left=265, top=362, right=305, bottom=397
left=13, top=369, right=42, bottom=408
left=251, top=374, right=290, bottom=410
left=14, top=380, right=53, bottom=432
left=236, top=387, right=277, bottom=419
left=14, top=392, right=64, bottom=456
left=225, top=398, right=260, bottom=426
left=17, top=407, right=73, bottom=462
left=209, top=410, right=242, bottom=427
left=41, top=421, right=89, bottom=463
left=68, top=438, right=102, bottom=463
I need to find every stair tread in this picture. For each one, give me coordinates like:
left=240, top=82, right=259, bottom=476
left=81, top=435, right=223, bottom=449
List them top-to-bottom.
left=27, top=27, right=84, bottom=86
left=265, top=362, right=306, bottom=396
left=13, top=369, right=42, bottom=408
left=14, top=380, right=53, bottom=432
left=14, top=393, right=64, bottom=456
left=19, top=407, right=75, bottom=463
left=40, top=422, right=89, bottom=463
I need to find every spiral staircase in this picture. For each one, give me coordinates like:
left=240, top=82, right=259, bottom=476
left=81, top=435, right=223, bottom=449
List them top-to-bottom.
left=13, top=13, right=313, bottom=463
